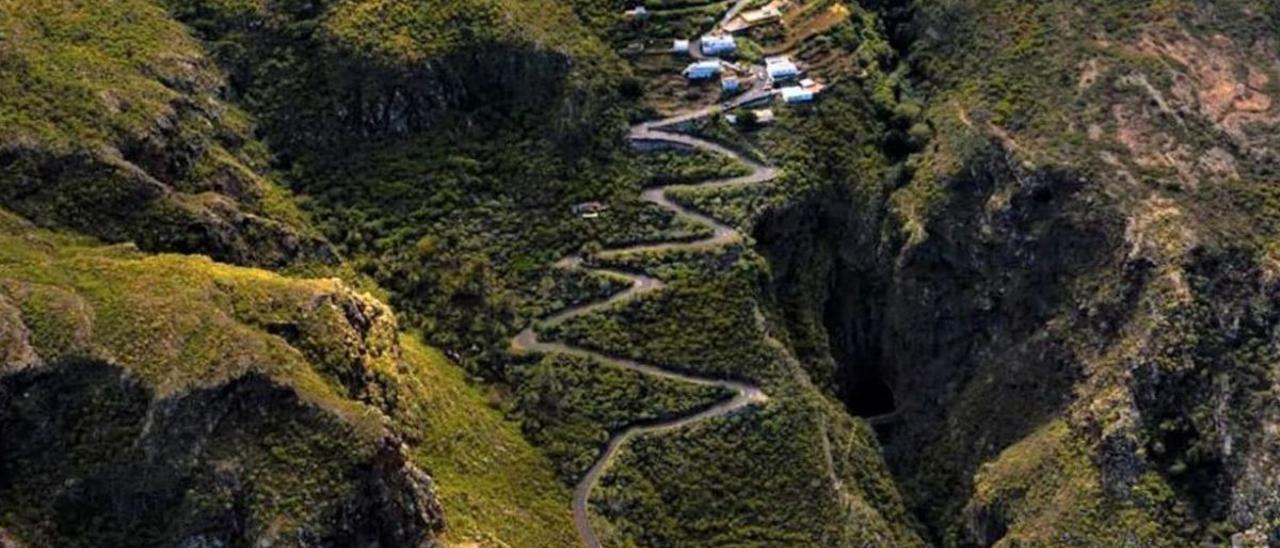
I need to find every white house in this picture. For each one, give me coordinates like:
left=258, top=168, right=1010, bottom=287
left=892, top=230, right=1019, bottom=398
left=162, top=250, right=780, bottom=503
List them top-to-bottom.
left=624, top=6, right=649, bottom=19
left=700, top=34, right=737, bottom=56
left=673, top=39, right=691, bottom=54
left=766, top=56, right=800, bottom=81
left=683, top=60, right=723, bottom=80
left=721, top=76, right=741, bottom=93
left=781, top=86, right=814, bottom=103
left=753, top=108, right=776, bottom=124
left=572, top=201, right=609, bottom=219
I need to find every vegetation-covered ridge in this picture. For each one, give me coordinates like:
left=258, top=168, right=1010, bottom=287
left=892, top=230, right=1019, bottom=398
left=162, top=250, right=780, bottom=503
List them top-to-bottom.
left=0, top=0, right=333, bottom=268
left=168, top=0, right=632, bottom=157
left=0, top=209, right=578, bottom=547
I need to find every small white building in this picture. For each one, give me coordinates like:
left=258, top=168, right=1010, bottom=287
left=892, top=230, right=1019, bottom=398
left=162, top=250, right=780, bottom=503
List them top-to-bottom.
left=624, top=5, right=649, bottom=19
left=700, top=34, right=737, bottom=56
left=673, top=39, right=691, bottom=55
left=766, top=56, right=801, bottom=81
left=683, top=60, right=723, bottom=80
left=721, top=76, right=740, bottom=92
left=781, top=86, right=814, bottom=103
left=753, top=108, right=776, bottom=124
left=572, top=201, right=608, bottom=218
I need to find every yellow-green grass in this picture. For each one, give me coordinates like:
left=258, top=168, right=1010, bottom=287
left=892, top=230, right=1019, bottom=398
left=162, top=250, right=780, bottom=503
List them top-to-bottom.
left=0, top=209, right=576, bottom=545
left=400, top=337, right=578, bottom=547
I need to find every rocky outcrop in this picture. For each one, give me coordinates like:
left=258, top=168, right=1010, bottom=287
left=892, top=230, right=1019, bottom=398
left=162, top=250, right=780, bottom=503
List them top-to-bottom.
left=170, top=0, right=626, bottom=160
left=0, top=144, right=334, bottom=268
left=757, top=144, right=1279, bottom=544
left=761, top=145, right=1280, bottom=544
left=758, top=148, right=1127, bottom=540
left=0, top=214, right=444, bottom=547
left=0, top=361, right=442, bottom=548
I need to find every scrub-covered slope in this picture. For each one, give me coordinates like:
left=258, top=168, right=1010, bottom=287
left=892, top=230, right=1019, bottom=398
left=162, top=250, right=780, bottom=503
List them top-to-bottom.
left=0, top=0, right=332, bottom=267
left=166, top=0, right=644, bottom=372
left=169, top=0, right=628, bottom=155
left=0, top=209, right=577, bottom=547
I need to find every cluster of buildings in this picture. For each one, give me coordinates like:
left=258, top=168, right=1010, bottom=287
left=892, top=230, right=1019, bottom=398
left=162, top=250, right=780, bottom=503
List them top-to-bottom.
left=575, top=2, right=824, bottom=222
left=650, top=4, right=828, bottom=107
left=676, top=36, right=824, bottom=105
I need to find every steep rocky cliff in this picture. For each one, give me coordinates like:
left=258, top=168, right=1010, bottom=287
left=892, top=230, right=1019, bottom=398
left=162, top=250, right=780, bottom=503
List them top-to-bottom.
left=168, top=0, right=630, bottom=158
left=756, top=1, right=1280, bottom=545
left=0, top=207, right=579, bottom=547
left=0, top=210, right=441, bottom=546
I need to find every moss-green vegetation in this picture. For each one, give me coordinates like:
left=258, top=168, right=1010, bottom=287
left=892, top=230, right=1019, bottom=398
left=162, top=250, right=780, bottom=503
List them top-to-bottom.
left=0, top=0, right=328, bottom=267
left=0, top=0, right=213, bottom=149
left=322, top=0, right=615, bottom=66
left=635, top=148, right=753, bottom=187
left=0, top=209, right=577, bottom=546
left=546, top=245, right=784, bottom=382
left=397, top=337, right=579, bottom=547
left=507, top=353, right=730, bottom=482
left=593, top=396, right=922, bottom=547
left=966, top=421, right=1181, bottom=547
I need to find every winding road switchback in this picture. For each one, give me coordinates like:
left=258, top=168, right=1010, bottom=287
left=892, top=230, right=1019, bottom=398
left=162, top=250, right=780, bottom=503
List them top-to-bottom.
left=510, top=96, right=781, bottom=547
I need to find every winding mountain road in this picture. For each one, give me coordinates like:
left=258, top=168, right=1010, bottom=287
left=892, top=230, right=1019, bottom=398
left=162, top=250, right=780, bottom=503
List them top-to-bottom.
left=510, top=97, right=780, bottom=547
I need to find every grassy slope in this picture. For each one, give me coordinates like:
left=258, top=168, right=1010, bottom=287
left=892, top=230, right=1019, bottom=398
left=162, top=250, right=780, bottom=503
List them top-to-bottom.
left=0, top=0, right=325, bottom=266
left=323, top=0, right=615, bottom=65
left=0, top=210, right=577, bottom=546
left=398, top=337, right=579, bottom=547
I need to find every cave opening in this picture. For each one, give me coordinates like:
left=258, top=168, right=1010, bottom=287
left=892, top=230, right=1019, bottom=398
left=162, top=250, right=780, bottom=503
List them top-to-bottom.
left=822, top=265, right=898, bottom=419
left=846, top=366, right=897, bottom=418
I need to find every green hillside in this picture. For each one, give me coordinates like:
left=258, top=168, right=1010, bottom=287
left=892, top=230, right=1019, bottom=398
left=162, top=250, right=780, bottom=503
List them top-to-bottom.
left=0, top=0, right=330, bottom=267
left=2, top=0, right=1278, bottom=546
left=0, top=208, right=577, bottom=546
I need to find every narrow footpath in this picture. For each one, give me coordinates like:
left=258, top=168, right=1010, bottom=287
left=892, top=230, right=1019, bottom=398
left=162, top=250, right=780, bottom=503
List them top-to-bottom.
left=510, top=97, right=779, bottom=547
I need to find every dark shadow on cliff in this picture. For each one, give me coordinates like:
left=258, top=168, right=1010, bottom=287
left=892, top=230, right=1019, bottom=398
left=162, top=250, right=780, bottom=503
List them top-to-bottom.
left=754, top=147, right=1130, bottom=543
left=0, top=359, right=441, bottom=548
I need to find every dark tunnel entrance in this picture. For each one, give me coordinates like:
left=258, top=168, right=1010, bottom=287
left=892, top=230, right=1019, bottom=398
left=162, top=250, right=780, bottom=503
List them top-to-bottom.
left=822, top=268, right=898, bottom=420
left=846, top=365, right=897, bottom=418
